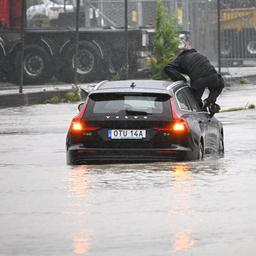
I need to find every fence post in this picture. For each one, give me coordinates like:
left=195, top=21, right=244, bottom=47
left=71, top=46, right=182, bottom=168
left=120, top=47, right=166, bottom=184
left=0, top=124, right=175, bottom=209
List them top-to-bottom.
left=19, top=0, right=26, bottom=94
left=74, top=0, right=80, bottom=86
left=125, top=0, right=129, bottom=80
left=217, top=0, right=221, bottom=74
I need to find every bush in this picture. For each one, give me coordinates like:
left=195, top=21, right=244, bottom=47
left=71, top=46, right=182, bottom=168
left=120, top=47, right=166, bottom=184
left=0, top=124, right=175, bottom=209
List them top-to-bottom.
left=150, top=0, right=181, bottom=80
left=240, top=77, right=249, bottom=84
left=224, top=78, right=232, bottom=87
left=64, top=91, right=80, bottom=103
left=45, top=96, right=61, bottom=104
left=247, top=103, right=255, bottom=109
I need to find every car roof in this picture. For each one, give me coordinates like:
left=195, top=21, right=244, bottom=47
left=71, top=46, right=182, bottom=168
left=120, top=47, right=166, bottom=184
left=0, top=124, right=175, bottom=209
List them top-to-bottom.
left=90, top=79, right=185, bottom=95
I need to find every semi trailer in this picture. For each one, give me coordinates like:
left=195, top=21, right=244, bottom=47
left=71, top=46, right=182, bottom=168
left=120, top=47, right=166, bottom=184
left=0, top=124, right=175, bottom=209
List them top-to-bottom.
left=0, top=0, right=150, bottom=84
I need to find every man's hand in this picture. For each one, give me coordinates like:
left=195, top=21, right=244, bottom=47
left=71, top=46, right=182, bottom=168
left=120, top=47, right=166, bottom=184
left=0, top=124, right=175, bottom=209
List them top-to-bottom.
left=201, top=99, right=211, bottom=111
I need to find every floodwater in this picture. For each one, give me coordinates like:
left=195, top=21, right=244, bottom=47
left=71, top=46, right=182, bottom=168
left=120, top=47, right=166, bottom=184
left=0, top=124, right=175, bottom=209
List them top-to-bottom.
left=0, top=84, right=256, bottom=255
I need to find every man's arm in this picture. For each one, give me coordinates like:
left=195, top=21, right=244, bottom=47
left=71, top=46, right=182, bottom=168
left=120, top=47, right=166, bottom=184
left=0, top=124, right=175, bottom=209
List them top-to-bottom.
left=164, top=55, right=187, bottom=81
left=164, top=64, right=187, bottom=81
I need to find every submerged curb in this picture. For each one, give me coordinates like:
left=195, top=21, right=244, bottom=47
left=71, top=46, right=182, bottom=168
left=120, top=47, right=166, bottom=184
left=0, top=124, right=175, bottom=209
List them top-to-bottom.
left=223, top=74, right=256, bottom=84
left=0, top=88, right=75, bottom=108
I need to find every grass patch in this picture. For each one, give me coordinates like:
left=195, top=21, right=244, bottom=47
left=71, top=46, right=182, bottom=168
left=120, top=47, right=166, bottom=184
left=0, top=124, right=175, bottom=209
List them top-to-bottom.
left=111, top=72, right=121, bottom=81
left=240, top=77, right=249, bottom=84
left=224, top=79, right=232, bottom=87
left=45, top=87, right=81, bottom=104
left=64, top=91, right=80, bottom=103
left=45, top=96, right=61, bottom=104
left=220, top=103, right=255, bottom=113
left=246, top=103, right=255, bottom=109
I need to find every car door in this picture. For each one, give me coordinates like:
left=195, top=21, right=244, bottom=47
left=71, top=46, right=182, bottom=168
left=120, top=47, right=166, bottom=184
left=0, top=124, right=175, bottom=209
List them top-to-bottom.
left=175, top=87, right=202, bottom=148
left=182, top=87, right=220, bottom=153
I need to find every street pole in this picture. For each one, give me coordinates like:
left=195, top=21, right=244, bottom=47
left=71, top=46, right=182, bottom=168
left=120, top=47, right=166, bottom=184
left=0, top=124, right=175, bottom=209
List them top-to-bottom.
left=19, top=0, right=26, bottom=94
left=74, top=0, right=80, bottom=86
left=124, top=0, right=129, bottom=79
left=217, top=0, right=221, bottom=74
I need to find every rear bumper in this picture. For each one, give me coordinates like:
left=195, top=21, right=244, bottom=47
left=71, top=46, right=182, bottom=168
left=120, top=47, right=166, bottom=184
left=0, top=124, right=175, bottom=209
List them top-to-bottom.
left=66, top=144, right=193, bottom=164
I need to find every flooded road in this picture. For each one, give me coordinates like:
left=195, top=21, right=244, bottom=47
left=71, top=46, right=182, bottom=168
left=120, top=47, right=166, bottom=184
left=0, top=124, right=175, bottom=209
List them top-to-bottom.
left=0, top=84, right=256, bottom=255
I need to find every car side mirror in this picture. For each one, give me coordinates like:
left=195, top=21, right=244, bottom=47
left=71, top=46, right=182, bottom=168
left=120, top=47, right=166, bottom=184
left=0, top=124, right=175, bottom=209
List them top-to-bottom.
left=78, top=102, right=84, bottom=112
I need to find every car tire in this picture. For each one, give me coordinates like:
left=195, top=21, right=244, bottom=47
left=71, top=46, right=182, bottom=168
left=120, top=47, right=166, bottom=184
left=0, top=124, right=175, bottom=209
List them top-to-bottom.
left=57, top=41, right=101, bottom=83
left=13, top=44, right=54, bottom=85
left=218, top=134, right=224, bottom=156
left=198, top=142, right=204, bottom=160
left=66, top=153, right=78, bottom=165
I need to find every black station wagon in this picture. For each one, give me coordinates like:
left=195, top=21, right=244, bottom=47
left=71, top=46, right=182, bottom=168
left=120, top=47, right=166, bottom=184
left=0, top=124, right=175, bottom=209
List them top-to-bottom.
left=66, top=79, right=224, bottom=164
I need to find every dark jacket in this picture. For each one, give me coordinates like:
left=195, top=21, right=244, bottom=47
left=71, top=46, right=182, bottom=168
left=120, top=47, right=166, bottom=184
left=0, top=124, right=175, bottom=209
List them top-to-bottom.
left=164, top=49, right=216, bottom=82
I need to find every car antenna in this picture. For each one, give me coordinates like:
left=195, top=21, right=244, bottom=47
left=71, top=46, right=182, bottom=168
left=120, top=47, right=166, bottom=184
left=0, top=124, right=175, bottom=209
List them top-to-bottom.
left=130, top=82, right=136, bottom=88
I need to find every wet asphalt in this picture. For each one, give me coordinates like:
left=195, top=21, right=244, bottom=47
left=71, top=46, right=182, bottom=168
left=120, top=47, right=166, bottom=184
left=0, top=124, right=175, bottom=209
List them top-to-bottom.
left=0, top=84, right=256, bottom=255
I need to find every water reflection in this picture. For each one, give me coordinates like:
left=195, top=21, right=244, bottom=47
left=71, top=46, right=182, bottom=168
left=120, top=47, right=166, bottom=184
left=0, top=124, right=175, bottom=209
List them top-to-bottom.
left=168, top=160, right=226, bottom=253
left=170, top=162, right=193, bottom=180
left=65, top=165, right=92, bottom=255
left=66, top=165, right=90, bottom=199
left=72, top=229, right=91, bottom=255
left=172, top=230, right=194, bottom=251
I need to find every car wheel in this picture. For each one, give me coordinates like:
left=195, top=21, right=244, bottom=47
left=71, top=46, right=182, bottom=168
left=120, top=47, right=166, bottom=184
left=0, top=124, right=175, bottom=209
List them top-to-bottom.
left=13, top=45, right=54, bottom=84
left=218, top=135, right=224, bottom=156
left=198, top=142, right=204, bottom=160
left=66, top=153, right=78, bottom=165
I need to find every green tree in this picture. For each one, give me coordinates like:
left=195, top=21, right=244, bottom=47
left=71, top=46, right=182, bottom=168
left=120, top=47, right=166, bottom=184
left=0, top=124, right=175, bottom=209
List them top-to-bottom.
left=150, top=0, right=181, bottom=79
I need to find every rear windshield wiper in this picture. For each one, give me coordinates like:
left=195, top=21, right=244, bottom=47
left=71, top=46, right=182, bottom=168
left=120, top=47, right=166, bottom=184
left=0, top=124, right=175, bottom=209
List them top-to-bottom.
left=125, top=109, right=152, bottom=115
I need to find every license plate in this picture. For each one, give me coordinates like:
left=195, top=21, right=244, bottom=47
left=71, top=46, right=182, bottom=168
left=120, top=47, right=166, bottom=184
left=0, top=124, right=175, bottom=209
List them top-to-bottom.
left=108, top=129, right=146, bottom=139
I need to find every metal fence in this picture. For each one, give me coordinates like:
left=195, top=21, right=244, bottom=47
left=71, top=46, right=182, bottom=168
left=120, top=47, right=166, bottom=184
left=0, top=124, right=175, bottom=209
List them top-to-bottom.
left=1, top=0, right=256, bottom=89
left=23, top=0, right=176, bottom=29
left=187, top=0, right=256, bottom=67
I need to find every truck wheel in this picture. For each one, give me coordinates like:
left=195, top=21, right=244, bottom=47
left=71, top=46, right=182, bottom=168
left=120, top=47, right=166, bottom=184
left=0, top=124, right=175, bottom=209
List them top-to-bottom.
left=239, top=28, right=256, bottom=57
left=221, top=30, right=236, bottom=58
left=221, top=39, right=233, bottom=57
left=247, top=40, right=256, bottom=56
left=58, top=42, right=101, bottom=83
left=14, top=45, right=54, bottom=85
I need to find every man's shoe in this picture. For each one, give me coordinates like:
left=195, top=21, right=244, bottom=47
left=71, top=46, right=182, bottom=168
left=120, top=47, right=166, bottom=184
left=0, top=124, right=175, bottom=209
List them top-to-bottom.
left=209, top=103, right=220, bottom=113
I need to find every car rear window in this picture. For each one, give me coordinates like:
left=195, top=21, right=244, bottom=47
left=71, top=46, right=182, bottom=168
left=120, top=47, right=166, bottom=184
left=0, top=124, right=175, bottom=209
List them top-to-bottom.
left=84, top=93, right=172, bottom=117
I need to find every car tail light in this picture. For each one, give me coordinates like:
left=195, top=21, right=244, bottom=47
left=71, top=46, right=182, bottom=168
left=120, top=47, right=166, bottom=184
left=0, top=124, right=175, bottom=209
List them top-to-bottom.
left=69, top=97, right=99, bottom=133
left=154, top=97, right=189, bottom=135
left=154, top=119, right=189, bottom=135
left=172, top=119, right=189, bottom=134
left=70, top=120, right=99, bottom=133
left=72, top=121, right=83, bottom=131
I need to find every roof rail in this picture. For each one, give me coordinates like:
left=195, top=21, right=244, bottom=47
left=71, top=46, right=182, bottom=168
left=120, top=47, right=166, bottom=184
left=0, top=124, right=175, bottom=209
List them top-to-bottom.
left=94, top=80, right=108, bottom=90
left=166, top=80, right=186, bottom=91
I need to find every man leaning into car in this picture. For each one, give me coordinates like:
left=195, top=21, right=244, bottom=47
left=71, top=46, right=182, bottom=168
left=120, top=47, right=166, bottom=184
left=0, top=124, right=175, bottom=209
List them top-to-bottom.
left=163, top=42, right=224, bottom=114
